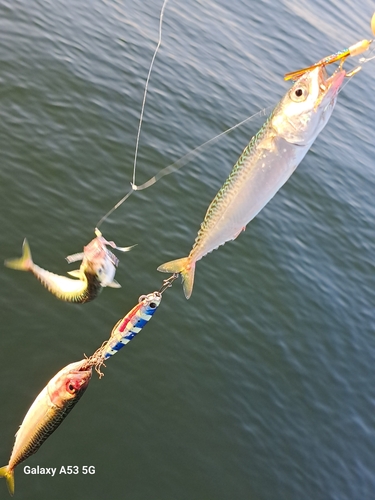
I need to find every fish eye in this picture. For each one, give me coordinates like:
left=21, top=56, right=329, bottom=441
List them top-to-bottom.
left=290, top=85, right=308, bottom=102
left=149, top=302, right=157, bottom=309
left=67, top=382, right=76, bottom=394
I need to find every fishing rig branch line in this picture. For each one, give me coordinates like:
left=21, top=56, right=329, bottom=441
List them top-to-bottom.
left=95, top=0, right=169, bottom=230
left=95, top=0, right=271, bottom=232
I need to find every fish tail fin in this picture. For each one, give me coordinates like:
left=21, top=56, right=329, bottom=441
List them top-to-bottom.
left=4, top=238, right=33, bottom=272
left=157, top=257, right=195, bottom=299
left=0, top=466, right=15, bottom=496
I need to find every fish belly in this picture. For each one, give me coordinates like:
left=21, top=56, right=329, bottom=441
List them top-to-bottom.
left=191, top=136, right=308, bottom=261
left=33, top=265, right=88, bottom=294
left=8, top=387, right=53, bottom=469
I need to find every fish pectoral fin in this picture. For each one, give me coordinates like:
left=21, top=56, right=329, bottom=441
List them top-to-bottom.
left=260, top=135, right=275, bottom=151
left=233, top=226, right=246, bottom=239
left=100, top=232, right=137, bottom=252
left=115, top=244, right=137, bottom=253
left=66, top=252, right=84, bottom=264
left=67, top=270, right=82, bottom=279
left=106, top=280, right=121, bottom=288
left=0, top=466, right=15, bottom=496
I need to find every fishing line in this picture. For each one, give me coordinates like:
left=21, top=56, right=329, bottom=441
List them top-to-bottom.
left=95, top=0, right=274, bottom=230
left=96, top=0, right=169, bottom=229
left=132, top=0, right=169, bottom=189
left=99, top=12, right=374, bottom=230
left=123, top=40, right=375, bottom=194
left=130, top=41, right=375, bottom=197
left=337, top=44, right=375, bottom=96
left=359, top=44, right=375, bottom=64
left=96, top=105, right=273, bottom=230
left=129, top=106, right=272, bottom=191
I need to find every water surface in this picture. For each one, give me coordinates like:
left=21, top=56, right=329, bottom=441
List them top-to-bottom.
left=0, top=0, right=374, bottom=499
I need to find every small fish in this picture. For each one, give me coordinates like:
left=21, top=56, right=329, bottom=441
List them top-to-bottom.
left=158, top=65, right=346, bottom=298
left=66, top=229, right=132, bottom=288
left=5, top=231, right=132, bottom=303
left=82, top=234, right=120, bottom=287
left=0, top=360, right=92, bottom=496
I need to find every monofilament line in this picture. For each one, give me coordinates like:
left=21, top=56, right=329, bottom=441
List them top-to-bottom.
left=95, top=0, right=271, bottom=230
left=96, top=0, right=169, bottom=229
left=132, top=0, right=169, bottom=189
left=337, top=46, right=375, bottom=97
left=132, top=107, right=272, bottom=191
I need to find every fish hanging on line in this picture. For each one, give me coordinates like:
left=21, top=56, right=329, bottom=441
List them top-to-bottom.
left=158, top=54, right=354, bottom=298
left=4, top=229, right=134, bottom=303
left=66, top=229, right=135, bottom=287
left=0, top=279, right=171, bottom=496
left=0, top=360, right=92, bottom=496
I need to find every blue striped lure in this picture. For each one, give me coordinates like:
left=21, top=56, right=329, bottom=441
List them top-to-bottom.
left=82, top=277, right=178, bottom=376
left=82, top=291, right=163, bottom=376
left=102, top=291, right=162, bottom=360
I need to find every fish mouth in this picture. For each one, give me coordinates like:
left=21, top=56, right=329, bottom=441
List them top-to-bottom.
left=311, top=66, right=345, bottom=111
left=319, top=66, right=346, bottom=98
left=324, top=68, right=346, bottom=92
left=68, top=360, right=93, bottom=389
left=70, top=369, right=92, bottom=390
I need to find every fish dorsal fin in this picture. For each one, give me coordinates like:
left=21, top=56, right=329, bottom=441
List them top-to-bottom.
left=106, top=280, right=121, bottom=288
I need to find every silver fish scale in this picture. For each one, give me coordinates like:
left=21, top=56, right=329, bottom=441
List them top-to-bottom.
left=193, top=111, right=276, bottom=251
left=11, top=390, right=87, bottom=469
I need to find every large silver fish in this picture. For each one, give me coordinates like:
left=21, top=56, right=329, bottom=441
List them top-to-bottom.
left=158, top=65, right=346, bottom=298
left=4, top=231, right=132, bottom=303
left=0, top=360, right=92, bottom=496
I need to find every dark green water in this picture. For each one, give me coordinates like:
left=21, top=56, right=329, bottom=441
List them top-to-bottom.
left=1, top=0, right=375, bottom=498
